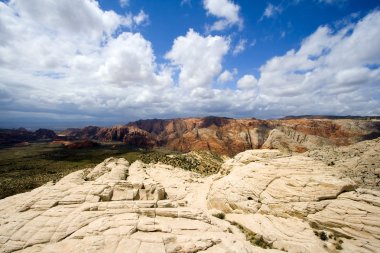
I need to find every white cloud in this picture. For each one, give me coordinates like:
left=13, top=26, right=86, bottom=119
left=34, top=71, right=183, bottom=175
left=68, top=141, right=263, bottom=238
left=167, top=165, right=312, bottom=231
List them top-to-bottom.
left=0, top=0, right=379, bottom=126
left=0, top=0, right=172, bottom=122
left=0, top=0, right=124, bottom=72
left=0, top=0, right=254, bottom=125
left=8, top=0, right=124, bottom=40
left=120, top=0, right=129, bottom=8
left=203, top=0, right=243, bottom=31
left=262, top=3, right=283, bottom=19
left=123, top=10, right=150, bottom=29
left=133, top=10, right=149, bottom=26
left=257, top=10, right=380, bottom=116
left=165, top=29, right=229, bottom=89
left=97, top=32, right=168, bottom=87
left=232, top=39, right=247, bottom=56
left=218, top=69, right=237, bottom=83
left=237, top=75, right=258, bottom=90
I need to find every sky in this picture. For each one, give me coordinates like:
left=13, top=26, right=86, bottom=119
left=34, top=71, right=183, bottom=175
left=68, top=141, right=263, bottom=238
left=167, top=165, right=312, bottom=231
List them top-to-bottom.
left=0, top=0, right=379, bottom=129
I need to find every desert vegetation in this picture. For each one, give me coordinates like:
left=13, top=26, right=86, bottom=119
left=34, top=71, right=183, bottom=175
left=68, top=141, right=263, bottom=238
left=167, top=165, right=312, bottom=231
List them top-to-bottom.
left=0, top=142, right=143, bottom=199
left=0, top=142, right=224, bottom=199
left=138, top=150, right=223, bottom=175
left=230, top=221, right=273, bottom=249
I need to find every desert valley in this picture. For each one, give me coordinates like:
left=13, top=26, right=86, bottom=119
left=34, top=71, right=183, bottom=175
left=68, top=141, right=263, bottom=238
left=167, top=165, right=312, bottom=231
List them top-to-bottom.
left=0, top=116, right=380, bottom=252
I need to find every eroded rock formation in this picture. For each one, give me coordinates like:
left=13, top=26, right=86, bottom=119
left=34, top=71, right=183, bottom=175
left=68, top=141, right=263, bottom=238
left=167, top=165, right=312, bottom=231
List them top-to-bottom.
left=61, top=117, right=380, bottom=155
left=1, top=138, right=380, bottom=252
left=307, top=138, right=380, bottom=189
left=208, top=148, right=380, bottom=252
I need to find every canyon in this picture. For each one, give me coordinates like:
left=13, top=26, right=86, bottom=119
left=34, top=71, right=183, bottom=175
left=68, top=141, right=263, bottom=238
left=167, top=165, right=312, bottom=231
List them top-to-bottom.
left=61, top=116, right=380, bottom=155
left=2, top=117, right=379, bottom=157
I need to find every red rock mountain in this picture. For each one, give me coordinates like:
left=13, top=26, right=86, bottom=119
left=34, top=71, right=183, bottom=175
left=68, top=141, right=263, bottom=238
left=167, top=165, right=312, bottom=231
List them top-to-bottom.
left=61, top=116, right=380, bottom=155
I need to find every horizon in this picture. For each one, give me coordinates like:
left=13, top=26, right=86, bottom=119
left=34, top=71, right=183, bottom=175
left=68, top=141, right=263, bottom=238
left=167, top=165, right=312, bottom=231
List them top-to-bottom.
left=1, top=0, right=380, bottom=128
left=2, top=114, right=380, bottom=131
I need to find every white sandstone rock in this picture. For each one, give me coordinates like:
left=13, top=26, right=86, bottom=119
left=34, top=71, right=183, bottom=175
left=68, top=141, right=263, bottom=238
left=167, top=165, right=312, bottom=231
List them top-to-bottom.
left=1, top=141, right=379, bottom=253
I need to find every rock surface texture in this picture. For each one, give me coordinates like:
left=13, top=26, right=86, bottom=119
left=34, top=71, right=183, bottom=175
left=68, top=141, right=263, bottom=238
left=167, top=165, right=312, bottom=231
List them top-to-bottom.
left=307, top=138, right=380, bottom=190
left=1, top=139, right=380, bottom=252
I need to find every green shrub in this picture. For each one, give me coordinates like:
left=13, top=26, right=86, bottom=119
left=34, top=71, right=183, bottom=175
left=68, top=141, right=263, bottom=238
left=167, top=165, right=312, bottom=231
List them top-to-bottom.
left=212, top=212, right=225, bottom=219
left=231, top=222, right=273, bottom=249
left=319, top=231, right=328, bottom=241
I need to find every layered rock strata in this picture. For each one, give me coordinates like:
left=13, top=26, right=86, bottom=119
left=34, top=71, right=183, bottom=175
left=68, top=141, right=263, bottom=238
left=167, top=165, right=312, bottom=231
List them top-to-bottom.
left=61, top=117, right=380, bottom=155
left=208, top=149, right=380, bottom=253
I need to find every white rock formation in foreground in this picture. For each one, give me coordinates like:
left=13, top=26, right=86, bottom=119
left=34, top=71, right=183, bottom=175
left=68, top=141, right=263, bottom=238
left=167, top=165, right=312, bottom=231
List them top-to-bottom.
left=1, top=145, right=379, bottom=252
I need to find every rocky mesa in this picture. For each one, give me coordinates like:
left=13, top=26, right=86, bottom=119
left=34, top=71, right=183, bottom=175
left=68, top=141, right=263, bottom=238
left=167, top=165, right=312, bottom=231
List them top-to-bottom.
left=1, top=137, right=379, bottom=253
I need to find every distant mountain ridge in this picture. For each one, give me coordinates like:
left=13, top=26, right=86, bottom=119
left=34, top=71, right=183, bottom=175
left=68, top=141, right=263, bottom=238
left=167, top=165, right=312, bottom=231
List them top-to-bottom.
left=281, top=115, right=380, bottom=120
left=2, top=116, right=380, bottom=155
left=59, top=116, right=380, bottom=155
left=0, top=128, right=56, bottom=145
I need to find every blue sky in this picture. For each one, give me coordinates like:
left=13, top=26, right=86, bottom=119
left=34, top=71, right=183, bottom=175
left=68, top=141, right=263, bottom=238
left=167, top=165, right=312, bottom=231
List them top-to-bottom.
left=0, top=0, right=379, bottom=129
left=100, top=0, right=379, bottom=83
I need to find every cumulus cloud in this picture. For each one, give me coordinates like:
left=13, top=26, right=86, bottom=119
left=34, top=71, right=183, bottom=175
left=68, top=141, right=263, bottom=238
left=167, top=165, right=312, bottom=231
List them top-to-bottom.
left=0, top=0, right=379, bottom=127
left=0, top=0, right=171, bottom=123
left=0, top=0, right=241, bottom=125
left=7, top=0, right=124, bottom=40
left=203, top=0, right=243, bottom=31
left=0, top=1, right=120, bottom=76
left=133, top=10, right=149, bottom=26
left=257, top=10, right=380, bottom=116
left=165, top=29, right=229, bottom=89
left=97, top=32, right=169, bottom=87
left=218, top=69, right=237, bottom=83
left=237, top=75, right=258, bottom=90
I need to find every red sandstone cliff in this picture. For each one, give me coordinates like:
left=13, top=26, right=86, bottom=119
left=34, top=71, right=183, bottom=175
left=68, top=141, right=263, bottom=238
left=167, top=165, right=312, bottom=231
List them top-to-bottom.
left=60, top=117, right=380, bottom=156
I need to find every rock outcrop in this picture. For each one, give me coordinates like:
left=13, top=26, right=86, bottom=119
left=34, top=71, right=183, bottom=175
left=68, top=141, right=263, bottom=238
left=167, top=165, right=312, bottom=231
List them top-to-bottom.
left=3, top=117, right=379, bottom=155
left=60, top=117, right=380, bottom=155
left=307, top=138, right=380, bottom=190
left=1, top=139, right=379, bottom=252
left=207, top=147, right=380, bottom=252
left=0, top=158, right=262, bottom=253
